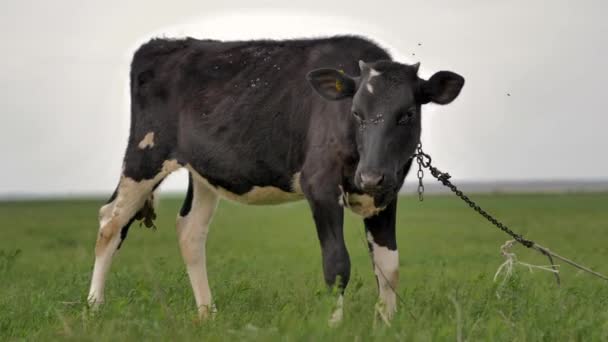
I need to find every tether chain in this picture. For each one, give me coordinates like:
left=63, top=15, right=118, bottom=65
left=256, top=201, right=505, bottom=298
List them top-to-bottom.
left=413, top=142, right=608, bottom=284
left=414, top=143, right=534, bottom=248
left=416, top=151, right=425, bottom=202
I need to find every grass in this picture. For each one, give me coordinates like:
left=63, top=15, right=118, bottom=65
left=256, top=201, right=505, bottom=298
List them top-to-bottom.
left=1, top=192, right=608, bottom=341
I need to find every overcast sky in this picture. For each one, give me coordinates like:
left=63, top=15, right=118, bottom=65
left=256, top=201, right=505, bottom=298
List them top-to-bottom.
left=1, top=0, right=607, bottom=197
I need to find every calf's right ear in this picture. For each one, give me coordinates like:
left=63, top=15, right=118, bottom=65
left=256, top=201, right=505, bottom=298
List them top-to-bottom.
left=306, top=69, right=358, bottom=100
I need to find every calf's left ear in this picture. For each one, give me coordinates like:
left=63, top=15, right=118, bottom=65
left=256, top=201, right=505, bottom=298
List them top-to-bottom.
left=306, top=68, right=358, bottom=100
left=420, top=71, right=465, bottom=105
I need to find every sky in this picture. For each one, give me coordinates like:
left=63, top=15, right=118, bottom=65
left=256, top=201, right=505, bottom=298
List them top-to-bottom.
left=1, top=0, right=607, bottom=197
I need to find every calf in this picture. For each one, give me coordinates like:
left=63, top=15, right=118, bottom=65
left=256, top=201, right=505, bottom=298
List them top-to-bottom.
left=88, top=35, right=464, bottom=322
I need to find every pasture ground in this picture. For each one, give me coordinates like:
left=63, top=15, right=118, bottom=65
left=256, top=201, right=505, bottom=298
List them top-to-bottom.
left=1, top=192, right=608, bottom=341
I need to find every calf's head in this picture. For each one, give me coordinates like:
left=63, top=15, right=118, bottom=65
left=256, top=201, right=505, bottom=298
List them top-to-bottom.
left=307, top=60, right=464, bottom=206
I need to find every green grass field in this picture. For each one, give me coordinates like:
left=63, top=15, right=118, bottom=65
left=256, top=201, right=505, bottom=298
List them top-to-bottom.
left=1, top=193, right=608, bottom=341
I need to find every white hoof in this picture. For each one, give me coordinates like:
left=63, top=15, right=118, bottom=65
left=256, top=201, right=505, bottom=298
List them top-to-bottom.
left=87, top=295, right=104, bottom=311
left=197, top=303, right=217, bottom=321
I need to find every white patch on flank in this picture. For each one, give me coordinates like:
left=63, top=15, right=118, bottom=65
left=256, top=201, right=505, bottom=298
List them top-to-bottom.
left=369, top=68, right=382, bottom=78
left=366, top=83, right=374, bottom=94
left=138, top=132, right=155, bottom=149
left=88, top=159, right=181, bottom=306
left=187, top=166, right=304, bottom=205
left=176, top=179, right=219, bottom=319
left=343, top=193, right=385, bottom=217
left=367, top=232, right=399, bottom=321
left=328, top=294, right=344, bottom=327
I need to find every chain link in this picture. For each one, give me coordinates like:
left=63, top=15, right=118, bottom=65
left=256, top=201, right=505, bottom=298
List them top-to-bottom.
left=414, top=143, right=535, bottom=248
left=415, top=143, right=428, bottom=202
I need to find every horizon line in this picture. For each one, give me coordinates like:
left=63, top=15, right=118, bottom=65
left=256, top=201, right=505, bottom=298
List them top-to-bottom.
left=2, top=179, right=608, bottom=201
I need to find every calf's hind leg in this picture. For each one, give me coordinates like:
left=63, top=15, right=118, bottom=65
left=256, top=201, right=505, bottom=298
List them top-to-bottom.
left=88, top=160, right=179, bottom=306
left=176, top=174, right=219, bottom=319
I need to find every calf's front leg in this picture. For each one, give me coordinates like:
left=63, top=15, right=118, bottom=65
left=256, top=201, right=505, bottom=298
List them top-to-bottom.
left=302, top=175, right=350, bottom=325
left=364, top=199, right=399, bottom=322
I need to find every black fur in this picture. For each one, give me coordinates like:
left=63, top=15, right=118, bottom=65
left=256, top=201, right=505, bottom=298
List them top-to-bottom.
left=124, top=36, right=390, bottom=189
left=179, top=173, right=194, bottom=217
left=365, top=200, right=398, bottom=251
left=117, top=216, right=137, bottom=250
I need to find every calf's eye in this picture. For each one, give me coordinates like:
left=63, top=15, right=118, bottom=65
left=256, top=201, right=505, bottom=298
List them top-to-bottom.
left=398, top=109, right=416, bottom=125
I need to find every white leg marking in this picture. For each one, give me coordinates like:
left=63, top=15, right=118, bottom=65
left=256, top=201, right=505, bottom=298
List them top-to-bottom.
left=138, top=132, right=155, bottom=149
left=88, top=160, right=180, bottom=306
left=176, top=180, right=219, bottom=319
left=88, top=199, right=118, bottom=306
left=98, top=202, right=114, bottom=229
left=367, top=232, right=399, bottom=321
left=328, top=294, right=344, bottom=327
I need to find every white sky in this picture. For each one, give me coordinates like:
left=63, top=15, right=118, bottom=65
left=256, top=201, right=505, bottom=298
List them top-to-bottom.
left=1, top=0, right=607, bottom=197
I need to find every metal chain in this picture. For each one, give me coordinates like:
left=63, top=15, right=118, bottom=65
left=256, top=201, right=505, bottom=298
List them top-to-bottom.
left=414, top=143, right=535, bottom=248
left=416, top=144, right=425, bottom=202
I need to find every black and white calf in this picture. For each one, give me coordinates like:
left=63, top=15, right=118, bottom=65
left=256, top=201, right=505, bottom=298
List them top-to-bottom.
left=88, top=35, right=464, bottom=322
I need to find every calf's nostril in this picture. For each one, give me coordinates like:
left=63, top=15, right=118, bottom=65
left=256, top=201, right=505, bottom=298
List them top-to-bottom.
left=360, top=173, right=384, bottom=188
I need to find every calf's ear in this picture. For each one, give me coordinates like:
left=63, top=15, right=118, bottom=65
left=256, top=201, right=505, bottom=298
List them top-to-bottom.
left=306, top=68, right=358, bottom=100
left=420, top=71, right=465, bottom=105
